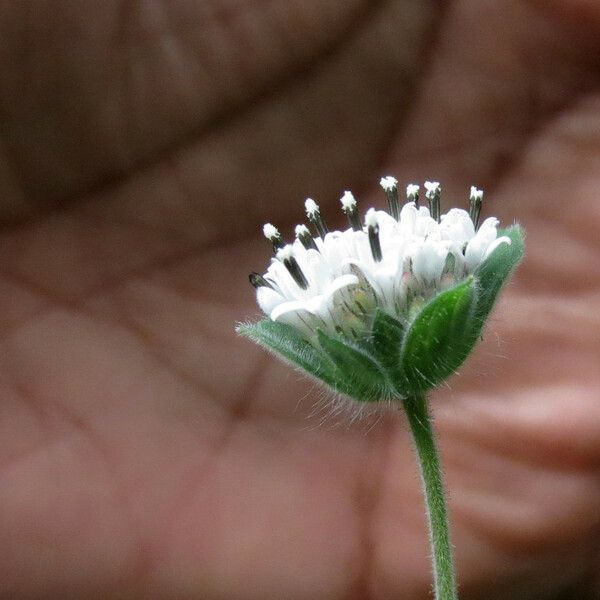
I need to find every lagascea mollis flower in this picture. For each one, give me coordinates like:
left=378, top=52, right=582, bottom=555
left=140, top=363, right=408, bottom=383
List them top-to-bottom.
left=238, top=178, right=524, bottom=402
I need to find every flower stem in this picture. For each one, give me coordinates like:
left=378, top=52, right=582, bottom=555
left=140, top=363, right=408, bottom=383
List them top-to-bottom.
left=402, top=393, right=458, bottom=600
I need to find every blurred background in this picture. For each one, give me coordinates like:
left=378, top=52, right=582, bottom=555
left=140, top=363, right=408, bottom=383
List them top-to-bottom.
left=0, top=1, right=598, bottom=599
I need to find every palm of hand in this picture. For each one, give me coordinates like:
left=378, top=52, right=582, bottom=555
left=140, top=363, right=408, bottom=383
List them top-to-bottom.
left=0, top=2, right=598, bottom=599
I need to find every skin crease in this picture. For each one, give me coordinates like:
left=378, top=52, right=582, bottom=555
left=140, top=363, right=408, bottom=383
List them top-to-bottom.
left=0, top=0, right=599, bottom=598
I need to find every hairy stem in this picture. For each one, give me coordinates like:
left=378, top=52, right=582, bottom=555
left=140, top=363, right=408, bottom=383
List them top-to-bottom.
left=402, top=393, right=458, bottom=600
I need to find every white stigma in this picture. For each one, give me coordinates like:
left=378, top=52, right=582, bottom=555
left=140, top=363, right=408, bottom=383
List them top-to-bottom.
left=380, top=176, right=398, bottom=191
left=424, top=181, right=441, bottom=199
left=406, top=183, right=420, bottom=198
left=470, top=186, right=483, bottom=201
left=340, top=191, right=357, bottom=210
left=305, top=198, right=319, bottom=216
left=365, top=208, right=378, bottom=228
left=263, top=223, right=280, bottom=241
left=295, top=224, right=310, bottom=237
left=276, top=244, right=294, bottom=262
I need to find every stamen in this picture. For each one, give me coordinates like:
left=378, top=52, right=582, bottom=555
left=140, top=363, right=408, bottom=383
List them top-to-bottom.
left=380, top=176, right=400, bottom=220
left=424, top=181, right=441, bottom=223
left=406, top=183, right=420, bottom=208
left=469, top=186, right=483, bottom=229
left=340, top=191, right=362, bottom=231
left=305, top=198, right=329, bottom=238
left=365, top=209, right=382, bottom=262
left=263, top=223, right=284, bottom=251
left=295, top=224, right=318, bottom=251
left=276, top=245, right=309, bottom=289
left=249, top=272, right=273, bottom=289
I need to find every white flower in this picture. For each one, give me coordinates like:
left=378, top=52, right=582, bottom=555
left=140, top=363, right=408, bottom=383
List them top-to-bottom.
left=250, top=179, right=511, bottom=337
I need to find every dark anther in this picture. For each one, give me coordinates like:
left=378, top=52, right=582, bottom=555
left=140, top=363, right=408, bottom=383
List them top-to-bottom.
left=381, top=178, right=400, bottom=220
left=426, top=183, right=441, bottom=223
left=407, top=184, right=420, bottom=209
left=469, top=187, right=483, bottom=230
left=340, top=193, right=362, bottom=232
left=305, top=199, right=329, bottom=238
left=367, top=216, right=383, bottom=262
left=263, top=224, right=285, bottom=252
left=295, top=225, right=318, bottom=251
left=278, top=248, right=309, bottom=290
left=249, top=272, right=273, bottom=289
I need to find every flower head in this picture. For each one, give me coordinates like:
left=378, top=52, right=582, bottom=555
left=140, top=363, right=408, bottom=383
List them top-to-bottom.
left=239, top=178, right=524, bottom=401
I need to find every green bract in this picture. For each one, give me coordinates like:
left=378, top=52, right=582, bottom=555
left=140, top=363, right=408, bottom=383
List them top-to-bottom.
left=238, top=225, right=524, bottom=402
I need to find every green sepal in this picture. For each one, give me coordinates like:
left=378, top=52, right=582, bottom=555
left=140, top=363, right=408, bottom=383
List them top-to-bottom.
left=470, top=224, right=525, bottom=333
left=395, top=225, right=524, bottom=394
left=398, top=277, right=477, bottom=393
left=371, top=308, right=405, bottom=370
left=236, top=320, right=339, bottom=389
left=316, top=329, right=391, bottom=402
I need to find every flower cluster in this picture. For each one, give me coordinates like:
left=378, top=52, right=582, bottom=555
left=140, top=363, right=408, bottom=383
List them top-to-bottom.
left=240, top=177, right=523, bottom=401
left=251, top=178, right=510, bottom=339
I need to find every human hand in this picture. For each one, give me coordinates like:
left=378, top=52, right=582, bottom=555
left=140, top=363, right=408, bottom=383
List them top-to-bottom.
left=0, top=1, right=598, bottom=598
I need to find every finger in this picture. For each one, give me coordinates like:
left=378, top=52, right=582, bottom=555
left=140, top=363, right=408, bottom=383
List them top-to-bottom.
left=0, top=1, right=437, bottom=228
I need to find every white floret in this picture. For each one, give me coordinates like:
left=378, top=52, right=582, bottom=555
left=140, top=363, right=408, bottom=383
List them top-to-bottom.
left=255, top=179, right=508, bottom=335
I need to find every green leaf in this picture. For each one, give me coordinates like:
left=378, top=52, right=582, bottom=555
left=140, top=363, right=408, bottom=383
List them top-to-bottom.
left=471, top=224, right=525, bottom=329
left=399, top=277, right=477, bottom=393
left=371, top=308, right=405, bottom=370
left=236, top=320, right=338, bottom=388
left=316, top=329, right=390, bottom=401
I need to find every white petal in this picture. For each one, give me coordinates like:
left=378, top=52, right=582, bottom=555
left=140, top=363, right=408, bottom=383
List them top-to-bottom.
left=399, top=202, right=418, bottom=234
left=417, top=205, right=431, bottom=218
left=440, top=208, right=475, bottom=243
left=415, top=214, right=440, bottom=238
left=474, top=217, right=500, bottom=244
left=483, top=235, right=511, bottom=259
left=464, top=237, right=488, bottom=271
left=412, top=239, right=447, bottom=284
left=302, top=249, right=332, bottom=290
left=265, top=260, right=303, bottom=299
left=324, top=273, right=359, bottom=297
left=304, top=275, right=359, bottom=320
left=256, top=286, right=285, bottom=316
left=271, top=300, right=323, bottom=336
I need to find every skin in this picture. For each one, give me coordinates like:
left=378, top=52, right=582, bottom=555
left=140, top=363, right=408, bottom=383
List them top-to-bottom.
left=0, top=1, right=598, bottom=598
